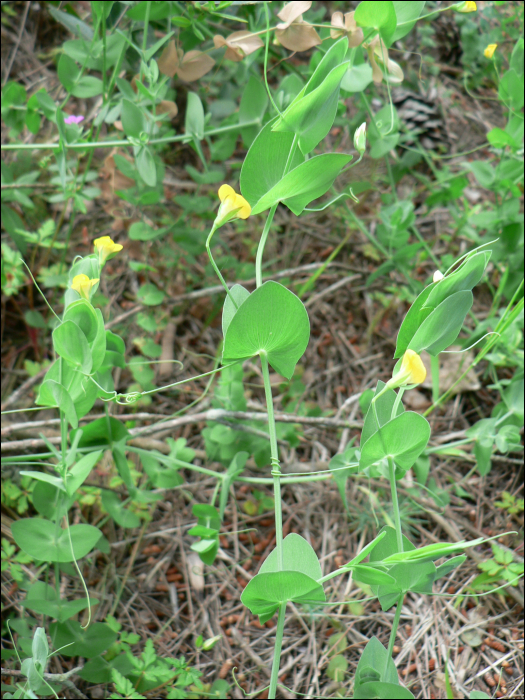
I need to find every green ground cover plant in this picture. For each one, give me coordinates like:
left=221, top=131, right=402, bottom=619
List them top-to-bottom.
left=1, top=1, right=523, bottom=698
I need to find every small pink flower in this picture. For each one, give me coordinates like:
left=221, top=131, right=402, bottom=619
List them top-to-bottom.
left=64, top=115, right=84, bottom=125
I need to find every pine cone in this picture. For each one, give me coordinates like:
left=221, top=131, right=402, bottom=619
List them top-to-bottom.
left=393, top=89, right=448, bottom=151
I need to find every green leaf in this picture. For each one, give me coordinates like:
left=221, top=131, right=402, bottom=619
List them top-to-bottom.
left=355, top=0, right=397, bottom=45
left=391, top=1, right=425, bottom=42
left=48, top=6, right=94, bottom=40
left=305, top=36, right=349, bottom=94
left=57, top=54, right=80, bottom=92
left=272, top=61, right=350, bottom=155
left=341, top=63, right=374, bottom=93
left=499, top=69, right=524, bottom=110
left=71, top=76, right=103, bottom=99
left=239, top=76, right=268, bottom=147
left=185, top=91, right=205, bottom=140
left=121, top=99, right=146, bottom=138
left=241, top=117, right=304, bottom=210
left=487, top=127, right=518, bottom=149
left=369, top=133, right=399, bottom=159
left=135, top=146, right=157, bottom=187
left=250, top=153, right=352, bottom=216
left=423, top=252, right=489, bottom=312
left=222, top=281, right=310, bottom=379
left=136, top=283, right=165, bottom=306
left=222, top=284, right=251, bottom=337
left=394, top=285, right=433, bottom=358
left=408, top=290, right=474, bottom=356
left=63, top=299, right=99, bottom=343
left=24, top=310, right=47, bottom=329
left=52, top=320, right=92, bottom=373
left=39, top=379, right=79, bottom=428
left=361, top=381, right=404, bottom=447
left=360, top=411, right=430, bottom=474
left=73, top=415, right=129, bottom=448
left=66, top=451, right=103, bottom=496
left=19, top=471, right=66, bottom=492
left=101, top=491, right=141, bottom=529
left=11, top=518, right=102, bottom=562
left=259, top=534, right=323, bottom=581
left=350, top=564, right=396, bottom=586
left=241, top=570, right=325, bottom=621
left=22, top=582, right=98, bottom=623
left=49, top=620, right=117, bottom=658
left=354, top=637, right=408, bottom=698
left=327, top=655, right=348, bottom=681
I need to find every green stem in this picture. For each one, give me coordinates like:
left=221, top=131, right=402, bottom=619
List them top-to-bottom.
left=0, top=120, right=261, bottom=151
left=255, top=204, right=278, bottom=288
left=206, top=225, right=238, bottom=309
left=260, top=351, right=283, bottom=569
left=388, top=456, right=403, bottom=553
left=383, top=593, right=404, bottom=680
left=268, top=602, right=287, bottom=699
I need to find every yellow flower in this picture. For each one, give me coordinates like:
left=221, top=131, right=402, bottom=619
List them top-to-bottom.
left=457, top=1, right=477, bottom=12
left=484, top=43, right=497, bottom=59
left=215, top=184, right=251, bottom=228
left=93, top=235, right=123, bottom=265
left=71, top=274, right=99, bottom=300
left=387, top=350, right=427, bottom=390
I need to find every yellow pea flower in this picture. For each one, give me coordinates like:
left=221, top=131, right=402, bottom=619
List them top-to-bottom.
left=457, top=1, right=477, bottom=12
left=484, top=43, right=497, bottom=59
left=215, top=184, right=251, bottom=228
left=93, top=235, right=123, bottom=265
left=71, top=274, right=99, bottom=300
left=387, top=349, right=427, bottom=390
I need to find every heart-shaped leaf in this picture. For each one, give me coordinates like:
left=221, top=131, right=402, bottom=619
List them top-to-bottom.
left=222, top=281, right=310, bottom=379
left=359, top=411, right=430, bottom=474
left=259, top=533, right=322, bottom=580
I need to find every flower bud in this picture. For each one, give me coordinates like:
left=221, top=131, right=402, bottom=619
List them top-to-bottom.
left=456, top=1, right=477, bottom=12
left=484, top=43, right=497, bottom=59
left=354, top=122, right=367, bottom=155
left=215, top=184, right=251, bottom=228
left=93, top=236, right=123, bottom=266
left=433, top=270, right=444, bottom=283
left=71, top=274, right=99, bottom=300
left=386, top=350, right=427, bottom=390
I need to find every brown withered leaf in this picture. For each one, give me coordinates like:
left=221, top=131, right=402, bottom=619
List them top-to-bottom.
left=274, top=0, right=320, bottom=52
left=276, top=0, right=312, bottom=29
left=330, top=11, right=364, bottom=48
left=276, top=22, right=321, bottom=52
left=213, top=30, right=264, bottom=61
left=366, top=36, right=404, bottom=84
left=157, top=40, right=182, bottom=78
left=177, top=50, right=215, bottom=81
left=155, top=100, right=178, bottom=120
left=98, top=150, right=137, bottom=232
left=158, top=320, right=177, bottom=379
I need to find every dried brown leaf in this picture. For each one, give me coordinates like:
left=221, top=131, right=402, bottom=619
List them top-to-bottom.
left=276, top=0, right=312, bottom=29
left=330, top=11, right=363, bottom=47
left=276, top=22, right=321, bottom=52
left=214, top=30, right=264, bottom=61
left=367, top=37, right=404, bottom=84
left=157, top=39, right=182, bottom=78
left=177, top=50, right=215, bottom=81
left=155, top=100, right=178, bottom=120
left=158, top=320, right=177, bottom=379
